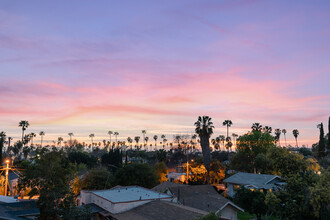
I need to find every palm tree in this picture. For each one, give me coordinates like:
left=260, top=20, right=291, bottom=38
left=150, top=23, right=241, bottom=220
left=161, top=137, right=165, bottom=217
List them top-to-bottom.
left=195, top=116, right=214, bottom=184
left=19, top=120, right=29, bottom=146
left=222, top=120, right=233, bottom=139
left=251, top=123, right=262, bottom=132
left=263, top=126, right=272, bottom=134
left=274, top=129, right=281, bottom=146
left=282, top=129, right=287, bottom=147
left=293, top=129, right=299, bottom=147
left=142, top=130, right=146, bottom=145
left=39, top=131, right=45, bottom=147
left=107, top=131, right=113, bottom=145
left=113, top=132, right=119, bottom=146
left=29, top=133, right=36, bottom=145
left=68, top=133, right=74, bottom=146
left=232, top=133, right=238, bottom=149
left=89, top=134, right=95, bottom=145
left=161, top=134, right=166, bottom=148
left=153, top=135, right=158, bottom=148
left=219, top=135, right=225, bottom=151
left=134, top=136, right=140, bottom=150
left=7, top=137, right=12, bottom=153
left=57, top=137, right=64, bottom=147
left=127, top=137, right=133, bottom=148
left=144, top=137, right=149, bottom=150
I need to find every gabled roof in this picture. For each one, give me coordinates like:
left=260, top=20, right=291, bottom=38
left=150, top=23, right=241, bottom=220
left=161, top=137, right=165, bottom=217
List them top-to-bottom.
left=223, top=172, right=281, bottom=188
left=151, top=181, right=187, bottom=193
left=168, top=185, right=243, bottom=212
left=109, top=200, right=208, bottom=220
left=0, top=201, right=40, bottom=220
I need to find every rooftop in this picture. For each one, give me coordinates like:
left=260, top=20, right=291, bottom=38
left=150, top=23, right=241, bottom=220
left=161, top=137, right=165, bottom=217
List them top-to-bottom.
left=223, top=172, right=281, bottom=188
left=89, top=186, right=172, bottom=203
left=109, top=200, right=207, bottom=220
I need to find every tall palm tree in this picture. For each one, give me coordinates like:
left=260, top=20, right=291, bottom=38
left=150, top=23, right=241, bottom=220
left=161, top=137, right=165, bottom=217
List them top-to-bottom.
left=195, top=116, right=214, bottom=184
left=19, top=120, right=29, bottom=146
left=222, top=120, right=233, bottom=139
left=251, top=123, right=262, bottom=132
left=263, top=126, right=272, bottom=134
left=274, top=129, right=281, bottom=146
left=282, top=129, right=287, bottom=147
left=293, top=129, right=299, bottom=147
left=142, top=130, right=146, bottom=145
left=39, top=131, right=45, bottom=147
left=107, top=131, right=113, bottom=145
left=114, top=132, right=119, bottom=146
left=29, top=133, right=36, bottom=145
left=68, top=133, right=74, bottom=146
left=232, top=133, right=238, bottom=149
left=89, top=134, right=95, bottom=145
left=161, top=134, right=166, bottom=148
left=153, top=135, right=158, bottom=148
left=219, top=135, right=225, bottom=151
left=134, top=136, right=140, bottom=150
left=145, top=136, right=149, bottom=150
left=7, top=137, right=12, bottom=154
left=57, top=137, right=64, bottom=147
left=127, top=137, right=133, bottom=148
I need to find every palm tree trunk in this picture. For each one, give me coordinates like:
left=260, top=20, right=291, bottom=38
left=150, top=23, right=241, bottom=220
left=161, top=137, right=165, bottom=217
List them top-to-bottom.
left=284, top=134, right=287, bottom=147
left=200, top=136, right=210, bottom=184
left=41, top=137, right=43, bottom=147
left=295, top=138, right=298, bottom=147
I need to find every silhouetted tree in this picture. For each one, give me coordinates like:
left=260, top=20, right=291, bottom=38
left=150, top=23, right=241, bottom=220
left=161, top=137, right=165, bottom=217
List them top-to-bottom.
left=195, top=116, right=214, bottom=184
left=19, top=120, right=29, bottom=146
left=222, top=120, right=233, bottom=138
left=251, top=123, right=262, bottom=132
left=317, top=123, right=326, bottom=159
left=293, top=129, right=299, bottom=147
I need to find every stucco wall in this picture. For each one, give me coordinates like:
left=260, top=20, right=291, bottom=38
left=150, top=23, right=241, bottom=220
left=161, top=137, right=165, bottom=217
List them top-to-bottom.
left=221, top=205, right=238, bottom=220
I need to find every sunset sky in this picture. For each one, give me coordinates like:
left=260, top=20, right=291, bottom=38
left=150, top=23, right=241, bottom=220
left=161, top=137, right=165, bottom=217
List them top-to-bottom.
left=0, top=0, right=329, bottom=146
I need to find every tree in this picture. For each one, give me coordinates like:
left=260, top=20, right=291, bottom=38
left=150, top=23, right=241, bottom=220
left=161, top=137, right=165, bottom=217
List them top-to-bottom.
left=195, top=116, right=214, bottom=184
left=327, top=117, right=330, bottom=153
left=19, top=120, right=29, bottom=146
left=222, top=120, right=233, bottom=139
left=251, top=123, right=262, bottom=132
left=317, top=123, right=326, bottom=159
left=263, top=126, right=272, bottom=134
left=274, top=128, right=281, bottom=146
left=282, top=129, right=287, bottom=147
left=293, top=129, right=299, bottom=147
left=107, top=130, right=113, bottom=145
left=142, top=130, right=146, bottom=145
left=231, top=130, right=275, bottom=173
left=0, top=131, right=6, bottom=163
left=39, top=131, right=45, bottom=147
left=29, top=132, right=36, bottom=145
left=114, top=132, right=119, bottom=146
left=68, top=133, right=74, bottom=146
left=89, top=134, right=95, bottom=145
left=153, top=135, right=158, bottom=148
left=134, top=136, right=140, bottom=149
left=58, top=137, right=64, bottom=147
left=127, top=137, right=133, bottom=148
left=101, top=148, right=122, bottom=170
left=156, top=149, right=167, bottom=162
left=18, top=151, right=75, bottom=219
left=68, top=151, right=97, bottom=168
left=154, top=162, right=168, bottom=183
left=115, top=163, right=158, bottom=188
left=80, top=168, right=113, bottom=190
left=234, top=186, right=266, bottom=220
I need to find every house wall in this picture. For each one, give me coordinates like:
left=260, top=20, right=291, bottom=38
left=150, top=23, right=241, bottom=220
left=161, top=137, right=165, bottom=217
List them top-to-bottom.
left=79, top=191, right=173, bottom=214
left=221, top=205, right=238, bottom=220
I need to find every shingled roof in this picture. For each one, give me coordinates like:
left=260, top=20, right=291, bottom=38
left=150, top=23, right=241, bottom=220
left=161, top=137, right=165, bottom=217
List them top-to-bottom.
left=223, top=172, right=281, bottom=189
left=151, top=181, right=187, bottom=193
left=168, top=185, right=243, bottom=213
left=109, top=200, right=208, bottom=220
